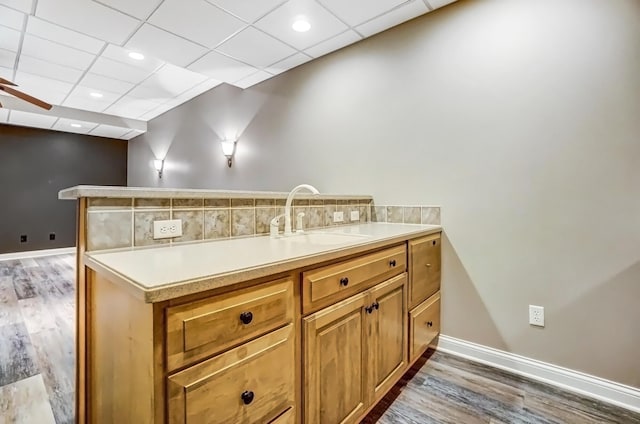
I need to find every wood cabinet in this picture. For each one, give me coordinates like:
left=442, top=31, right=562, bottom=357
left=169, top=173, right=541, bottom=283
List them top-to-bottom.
left=408, top=233, right=441, bottom=309
left=303, top=273, right=407, bottom=424
left=409, top=291, right=441, bottom=362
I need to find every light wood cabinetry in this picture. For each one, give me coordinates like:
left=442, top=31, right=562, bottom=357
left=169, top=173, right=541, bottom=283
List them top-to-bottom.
left=83, top=231, right=441, bottom=424
left=408, top=233, right=441, bottom=309
left=303, top=273, right=408, bottom=424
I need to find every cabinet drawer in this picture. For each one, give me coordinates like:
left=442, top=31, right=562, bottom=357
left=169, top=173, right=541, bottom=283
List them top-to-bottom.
left=408, top=233, right=441, bottom=308
left=302, top=245, right=406, bottom=312
left=166, top=278, right=293, bottom=371
left=409, top=291, right=440, bottom=362
left=168, top=325, right=295, bottom=424
left=270, top=407, right=295, bottom=424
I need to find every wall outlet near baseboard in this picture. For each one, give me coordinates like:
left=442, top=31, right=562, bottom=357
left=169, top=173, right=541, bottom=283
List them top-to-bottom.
left=333, top=211, right=344, bottom=223
left=153, top=219, right=182, bottom=239
left=529, top=305, right=545, bottom=327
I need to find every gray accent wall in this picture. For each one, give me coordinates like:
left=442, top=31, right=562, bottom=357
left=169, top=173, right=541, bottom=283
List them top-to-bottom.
left=128, top=0, right=640, bottom=388
left=0, top=124, right=127, bottom=254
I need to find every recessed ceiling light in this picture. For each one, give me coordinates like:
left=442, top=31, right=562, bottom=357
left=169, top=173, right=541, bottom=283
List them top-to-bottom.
left=292, top=18, right=311, bottom=32
left=128, top=51, right=145, bottom=60
left=90, top=92, right=103, bottom=98
left=71, top=123, right=82, bottom=128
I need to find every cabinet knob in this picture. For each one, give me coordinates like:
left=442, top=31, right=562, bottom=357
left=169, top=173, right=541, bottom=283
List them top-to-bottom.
left=389, top=259, right=397, bottom=267
left=426, top=263, right=432, bottom=268
left=340, top=277, right=349, bottom=287
left=373, top=302, right=379, bottom=310
left=365, top=305, right=374, bottom=314
left=239, top=311, right=253, bottom=325
left=427, top=321, right=433, bottom=327
left=241, top=390, right=254, bottom=405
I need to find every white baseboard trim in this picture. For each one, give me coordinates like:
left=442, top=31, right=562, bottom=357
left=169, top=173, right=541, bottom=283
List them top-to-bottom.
left=0, top=247, right=76, bottom=262
left=436, top=334, right=640, bottom=414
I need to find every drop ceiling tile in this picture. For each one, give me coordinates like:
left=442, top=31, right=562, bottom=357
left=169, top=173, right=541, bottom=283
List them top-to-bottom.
left=0, top=0, right=32, bottom=13
left=35, top=0, right=140, bottom=45
left=96, top=0, right=163, bottom=20
left=149, top=0, right=246, bottom=48
left=207, top=0, right=285, bottom=23
left=255, top=0, right=348, bottom=50
left=318, top=0, right=408, bottom=27
left=356, top=0, right=428, bottom=37
left=427, top=0, right=456, bottom=10
left=0, top=4, right=24, bottom=30
left=26, top=16, right=105, bottom=54
left=125, top=24, right=208, bottom=68
left=0, top=25, right=20, bottom=52
left=216, top=27, right=296, bottom=68
left=304, top=30, right=361, bottom=58
left=21, top=35, right=95, bottom=70
left=101, top=44, right=164, bottom=73
left=0, top=48, right=16, bottom=68
left=188, top=50, right=257, bottom=83
left=265, top=52, right=312, bottom=75
left=18, top=55, right=83, bottom=84
left=90, top=57, right=154, bottom=84
left=129, top=63, right=207, bottom=100
left=0, top=66, right=12, bottom=79
left=234, top=70, right=273, bottom=89
left=13, top=71, right=73, bottom=104
left=80, top=73, right=135, bottom=95
left=166, top=78, right=222, bottom=105
left=62, top=85, right=121, bottom=112
left=104, top=96, right=163, bottom=119
left=138, top=102, right=176, bottom=120
left=0, top=108, right=9, bottom=122
left=8, top=110, right=57, bottom=129
left=53, top=117, right=98, bottom=134
left=89, top=123, right=131, bottom=139
left=122, top=129, right=144, bottom=140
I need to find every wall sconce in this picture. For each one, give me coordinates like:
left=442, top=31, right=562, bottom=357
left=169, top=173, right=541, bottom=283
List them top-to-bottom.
left=220, top=138, right=237, bottom=168
left=153, top=159, right=164, bottom=178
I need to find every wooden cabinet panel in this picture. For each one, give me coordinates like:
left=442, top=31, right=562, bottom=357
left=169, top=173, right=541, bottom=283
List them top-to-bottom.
left=408, top=233, right=441, bottom=309
left=302, top=245, right=406, bottom=313
left=368, top=273, right=408, bottom=403
left=166, top=278, right=293, bottom=371
left=409, top=291, right=441, bottom=363
left=303, top=292, right=369, bottom=424
left=167, top=325, right=294, bottom=424
left=270, top=407, right=295, bottom=424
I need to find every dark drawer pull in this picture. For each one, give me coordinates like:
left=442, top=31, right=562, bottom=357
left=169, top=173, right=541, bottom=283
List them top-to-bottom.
left=389, top=259, right=397, bottom=267
left=340, top=277, right=349, bottom=287
left=373, top=302, right=379, bottom=310
left=365, top=305, right=374, bottom=314
left=239, top=311, right=253, bottom=325
left=427, top=321, right=433, bottom=327
left=241, top=390, right=254, bottom=405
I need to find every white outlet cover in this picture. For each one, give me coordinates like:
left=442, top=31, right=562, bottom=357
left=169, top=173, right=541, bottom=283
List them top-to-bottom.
left=350, top=210, right=360, bottom=221
left=333, top=211, right=344, bottom=222
left=153, top=219, right=183, bottom=239
left=529, top=305, right=545, bottom=327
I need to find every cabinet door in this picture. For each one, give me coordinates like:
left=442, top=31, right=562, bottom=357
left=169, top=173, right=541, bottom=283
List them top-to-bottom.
left=409, top=233, right=441, bottom=309
left=368, top=273, right=408, bottom=403
left=410, top=291, right=440, bottom=363
left=303, top=292, right=369, bottom=424
left=167, top=325, right=294, bottom=424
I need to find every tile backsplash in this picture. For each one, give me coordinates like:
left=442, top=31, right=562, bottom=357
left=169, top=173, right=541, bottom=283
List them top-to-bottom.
left=371, top=205, right=441, bottom=226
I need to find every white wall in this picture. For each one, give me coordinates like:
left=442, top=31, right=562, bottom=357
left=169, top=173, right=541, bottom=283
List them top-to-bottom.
left=129, top=0, right=640, bottom=388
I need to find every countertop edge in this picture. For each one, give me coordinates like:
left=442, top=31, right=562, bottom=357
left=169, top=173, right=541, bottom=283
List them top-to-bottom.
left=59, top=185, right=374, bottom=200
left=84, top=226, right=442, bottom=303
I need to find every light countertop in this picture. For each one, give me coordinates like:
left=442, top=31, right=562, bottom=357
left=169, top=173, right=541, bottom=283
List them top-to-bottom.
left=59, top=185, right=372, bottom=200
left=85, top=223, right=441, bottom=303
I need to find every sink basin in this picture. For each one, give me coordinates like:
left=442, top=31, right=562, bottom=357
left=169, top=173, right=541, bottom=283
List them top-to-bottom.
left=276, top=232, right=370, bottom=246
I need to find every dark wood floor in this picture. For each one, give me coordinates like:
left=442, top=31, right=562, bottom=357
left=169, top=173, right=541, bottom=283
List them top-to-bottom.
left=1, top=254, right=639, bottom=424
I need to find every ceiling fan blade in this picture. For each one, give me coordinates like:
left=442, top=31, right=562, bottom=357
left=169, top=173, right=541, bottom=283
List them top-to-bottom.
left=0, top=77, right=17, bottom=86
left=0, top=85, right=52, bottom=110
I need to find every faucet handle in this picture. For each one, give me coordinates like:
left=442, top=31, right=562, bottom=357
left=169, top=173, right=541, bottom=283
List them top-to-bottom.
left=296, top=212, right=306, bottom=233
left=270, top=214, right=285, bottom=238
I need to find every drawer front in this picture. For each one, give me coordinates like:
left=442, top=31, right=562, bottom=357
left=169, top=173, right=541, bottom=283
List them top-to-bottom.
left=409, top=233, right=441, bottom=308
left=303, top=245, right=406, bottom=312
left=166, top=278, right=293, bottom=371
left=409, top=291, right=440, bottom=362
left=168, top=325, right=295, bottom=424
left=270, top=407, right=295, bottom=424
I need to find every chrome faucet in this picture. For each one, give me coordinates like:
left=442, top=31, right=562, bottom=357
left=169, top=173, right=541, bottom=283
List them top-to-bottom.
left=284, top=184, right=320, bottom=236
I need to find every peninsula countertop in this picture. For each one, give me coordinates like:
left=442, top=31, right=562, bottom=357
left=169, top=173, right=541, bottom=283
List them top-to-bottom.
left=84, top=223, right=442, bottom=303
